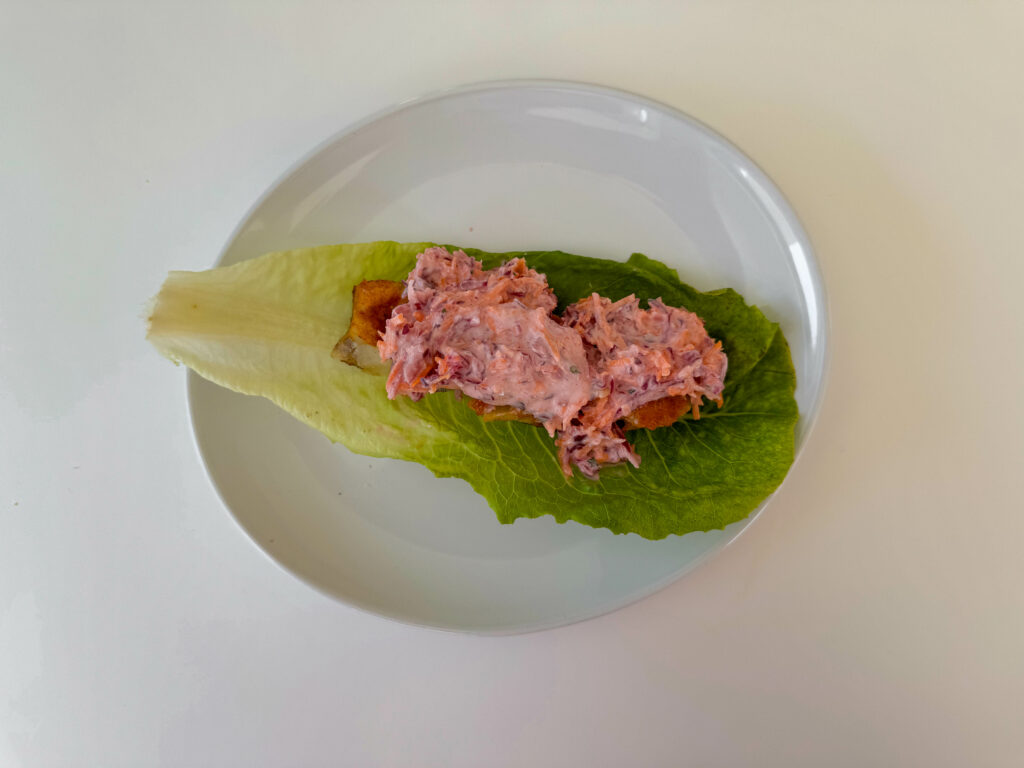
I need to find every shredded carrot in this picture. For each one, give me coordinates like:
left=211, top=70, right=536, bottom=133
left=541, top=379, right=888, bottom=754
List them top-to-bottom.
left=435, top=356, right=450, bottom=380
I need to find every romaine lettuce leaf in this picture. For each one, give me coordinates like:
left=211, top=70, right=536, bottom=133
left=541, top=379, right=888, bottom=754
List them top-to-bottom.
left=147, top=242, right=797, bottom=539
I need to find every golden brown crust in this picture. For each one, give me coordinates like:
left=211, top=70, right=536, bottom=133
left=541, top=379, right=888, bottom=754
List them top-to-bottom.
left=332, top=280, right=405, bottom=366
left=347, top=280, right=405, bottom=346
left=622, top=396, right=692, bottom=430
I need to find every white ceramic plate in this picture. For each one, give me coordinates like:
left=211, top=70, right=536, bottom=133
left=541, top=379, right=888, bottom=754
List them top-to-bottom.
left=189, top=81, right=828, bottom=634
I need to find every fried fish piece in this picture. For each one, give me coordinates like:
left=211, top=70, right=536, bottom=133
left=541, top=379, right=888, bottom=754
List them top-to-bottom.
left=331, top=280, right=405, bottom=375
left=622, top=395, right=692, bottom=430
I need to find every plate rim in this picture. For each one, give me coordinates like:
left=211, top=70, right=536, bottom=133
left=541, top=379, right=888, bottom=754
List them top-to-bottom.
left=185, top=78, right=831, bottom=635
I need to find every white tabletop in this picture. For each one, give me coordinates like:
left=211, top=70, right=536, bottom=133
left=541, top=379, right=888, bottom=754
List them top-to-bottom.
left=3, top=2, right=1023, bottom=766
